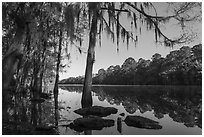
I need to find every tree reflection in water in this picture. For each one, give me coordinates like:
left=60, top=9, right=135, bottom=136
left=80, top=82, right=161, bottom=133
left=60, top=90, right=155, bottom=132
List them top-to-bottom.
left=60, top=85, right=202, bottom=129
left=81, top=86, right=93, bottom=135
left=94, top=86, right=202, bottom=128
left=2, top=90, right=58, bottom=135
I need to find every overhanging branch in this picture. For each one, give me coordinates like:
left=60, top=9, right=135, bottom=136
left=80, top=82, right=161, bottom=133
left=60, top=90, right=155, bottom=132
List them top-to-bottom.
left=125, top=2, right=190, bottom=46
left=125, top=2, right=178, bottom=21
left=100, top=7, right=129, bottom=12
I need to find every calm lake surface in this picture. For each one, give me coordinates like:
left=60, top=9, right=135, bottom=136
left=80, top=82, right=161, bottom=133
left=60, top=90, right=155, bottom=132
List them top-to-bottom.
left=57, top=85, right=202, bottom=135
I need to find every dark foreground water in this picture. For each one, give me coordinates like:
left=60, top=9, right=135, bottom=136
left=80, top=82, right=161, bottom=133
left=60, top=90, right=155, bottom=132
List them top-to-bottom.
left=2, top=85, right=201, bottom=135
left=58, top=85, right=202, bottom=135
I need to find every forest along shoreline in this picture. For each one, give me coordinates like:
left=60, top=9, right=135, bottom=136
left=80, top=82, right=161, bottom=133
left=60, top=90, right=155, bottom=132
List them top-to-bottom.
left=59, top=44, right=202, bottom=86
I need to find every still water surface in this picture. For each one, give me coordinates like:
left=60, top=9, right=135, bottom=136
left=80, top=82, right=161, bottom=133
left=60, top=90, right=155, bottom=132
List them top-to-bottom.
left=58, top=85, right=202, bottom=135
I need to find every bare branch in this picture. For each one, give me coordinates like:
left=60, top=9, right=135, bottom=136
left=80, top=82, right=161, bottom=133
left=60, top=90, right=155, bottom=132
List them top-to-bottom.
left=125, top=2, right=198, bottom=46
left=125, top=2, right=174, bottom=20
left=125, top=2, right=199, bottom=22
left=100, top=7, right=129, bottom=12
left=110, top=14, right=138, bottom=43
left=101, top=16, right=115, bottom=41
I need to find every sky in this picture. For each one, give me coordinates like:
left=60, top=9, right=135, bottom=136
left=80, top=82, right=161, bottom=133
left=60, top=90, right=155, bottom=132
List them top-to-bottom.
left=59, top=2, right=202, bottom=80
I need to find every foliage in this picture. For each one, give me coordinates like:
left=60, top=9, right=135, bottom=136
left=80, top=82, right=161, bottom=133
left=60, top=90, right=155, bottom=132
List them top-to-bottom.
left=2, top=2, right=77, bottom=131
left=59, top=44, right=202, bottom=85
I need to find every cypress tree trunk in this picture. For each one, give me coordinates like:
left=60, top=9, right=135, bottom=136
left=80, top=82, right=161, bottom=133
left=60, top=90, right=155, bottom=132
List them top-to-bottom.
left=81, top=6, right=98, bottom=108
left=53, top=26, right=63, bottom=126
left=2, top=27, right=25, bottom=122
left=39, top=43, right=47, bottom=95
left=32, top=52, right=40, bottom=100
left=53, top=74, right=59, bottom=126
left=31, top=102, right=37, bottom=126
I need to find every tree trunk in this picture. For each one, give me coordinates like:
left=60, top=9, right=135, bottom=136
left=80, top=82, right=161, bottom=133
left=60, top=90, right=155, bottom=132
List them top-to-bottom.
left=81, top=7, right=98, bottom=108
left=3, top=19, right=27, bottom=123
left=2, top=25, right=25, bottom=91
left=53, top=26, right=63, bottom=126
left=2, top=27, right=25, bottom=122
left=39, top=42, right=47, bottom=95
left=32, top=52, right=41, bottom=99
left=53, top=74, right=59, bottom=126
left=31, top=101, right=37, bottom=127
left=38, top=102, right=42, bottom=125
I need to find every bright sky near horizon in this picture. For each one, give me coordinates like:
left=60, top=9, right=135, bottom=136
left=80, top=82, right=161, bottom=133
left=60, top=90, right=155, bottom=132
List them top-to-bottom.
left=59, top=2, right=202, bottom=80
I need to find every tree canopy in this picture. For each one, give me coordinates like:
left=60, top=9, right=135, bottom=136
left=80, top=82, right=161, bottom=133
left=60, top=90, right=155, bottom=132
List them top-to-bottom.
left=59, top=44, right=202, bottom=85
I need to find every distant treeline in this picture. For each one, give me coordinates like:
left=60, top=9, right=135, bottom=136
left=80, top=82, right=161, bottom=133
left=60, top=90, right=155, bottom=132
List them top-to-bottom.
left=59, top=44, right=202, bottom=85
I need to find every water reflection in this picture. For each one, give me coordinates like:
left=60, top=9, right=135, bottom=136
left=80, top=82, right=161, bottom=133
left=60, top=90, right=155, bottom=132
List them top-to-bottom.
left=59, top=85, right=202, bottom=129
left=2, top=91, right=58, bottom=135
left=117, top=117, right=122, bottom=133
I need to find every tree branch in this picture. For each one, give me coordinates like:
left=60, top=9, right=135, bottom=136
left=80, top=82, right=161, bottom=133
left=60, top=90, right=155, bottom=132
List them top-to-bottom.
left=125, top=2, right=191, bottom=46
left=125, top=2, right=177, bottom=21
left=100, top=8, right=129, bottom=12
left=110, top=14, right=138, bottom=43
left=101, top=16, right=115, bottom=40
